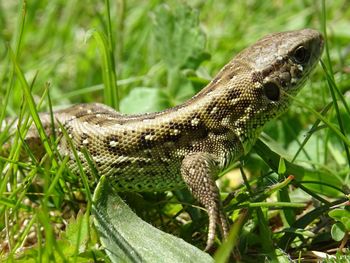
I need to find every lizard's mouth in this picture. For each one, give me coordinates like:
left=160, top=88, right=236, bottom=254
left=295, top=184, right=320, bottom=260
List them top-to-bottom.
left=307, top=31, right=324, bottom=72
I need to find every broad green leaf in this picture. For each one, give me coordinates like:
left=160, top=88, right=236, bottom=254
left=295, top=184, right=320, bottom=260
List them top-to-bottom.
left=151, top=4, right=206, bottom=103
left=152, top=4, right=206, bottom=69
left=120, top=87, right=164, bottom=114
left=92, top=176, right=213, bottom=263
left=329, top=208, right=350, bottom=222
left=329, top=208, right=350, bottom=231
left=63, top=211, right=90, bottom=253
left=341, top=216, right=350, bottom=231
left=331, top=222, right=346, bottom=241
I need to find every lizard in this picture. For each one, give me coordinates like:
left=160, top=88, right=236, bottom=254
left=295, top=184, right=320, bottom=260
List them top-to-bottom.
left=5, top=28, right=324, bottom=250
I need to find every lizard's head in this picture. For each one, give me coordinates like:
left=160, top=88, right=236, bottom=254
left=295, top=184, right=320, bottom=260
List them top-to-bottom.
left=245, top=28, right=324, bottom=107
left=211, top=29, right=324, bottom=151
left=220, top=29, right=324, bottom=147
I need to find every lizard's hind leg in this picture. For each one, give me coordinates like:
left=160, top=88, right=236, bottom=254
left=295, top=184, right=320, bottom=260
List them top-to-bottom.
left=181, top=152, right=229, bottom=250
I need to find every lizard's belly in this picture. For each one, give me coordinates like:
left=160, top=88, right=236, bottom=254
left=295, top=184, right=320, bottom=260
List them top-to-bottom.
left=66, top=151, right=186, bottom=192
left=106, top=158, right=185, bottom=192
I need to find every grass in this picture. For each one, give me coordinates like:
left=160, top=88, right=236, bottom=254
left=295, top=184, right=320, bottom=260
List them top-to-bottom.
left=1, top=0, right=350, bottom=262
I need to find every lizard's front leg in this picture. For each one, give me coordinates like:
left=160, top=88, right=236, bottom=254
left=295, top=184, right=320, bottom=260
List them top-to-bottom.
left=181, top=152, right=229, bottom=250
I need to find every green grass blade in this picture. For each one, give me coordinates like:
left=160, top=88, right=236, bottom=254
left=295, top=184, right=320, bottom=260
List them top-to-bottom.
left=0, top=1, right=26, bottom=129
left=89, top=29, right=119, bottom=110
left=8, top=48, right=57, bottom=167
left=320, top=61, right=350, bottom=167
left=286, top=92, right=350, bottom=147
left=58, top=122, right=93, bottom=204
left=214, top=209, right=249, bottom=263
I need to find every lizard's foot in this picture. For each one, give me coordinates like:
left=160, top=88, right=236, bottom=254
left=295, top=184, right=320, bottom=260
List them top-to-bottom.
left=181, top=152, right=230, bottom=250
left=204, top=203, right=229, bottom=251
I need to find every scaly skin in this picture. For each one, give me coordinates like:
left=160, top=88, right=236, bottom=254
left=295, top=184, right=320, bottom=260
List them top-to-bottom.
left=15, top=29, right=324, bottom=250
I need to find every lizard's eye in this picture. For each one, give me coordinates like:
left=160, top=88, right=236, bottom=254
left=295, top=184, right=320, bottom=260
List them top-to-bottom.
left=292, top=45, right=309, bottom=64
left=263, top=81, right=280, bottom=101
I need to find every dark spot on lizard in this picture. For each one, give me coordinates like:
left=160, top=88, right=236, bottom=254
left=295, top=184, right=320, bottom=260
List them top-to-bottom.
left=261, top=65, right=274, bottom=78
left=292, top=66, right=303, bottom=79
left=228, top=71, right=235, bottom=79
left=251, top=71, right=263, bottom=83
left=212, top=76, right=221, bottom=84
left=227, top=88, right=241, bottom=100
left=205, top=102, right=218, bottom=114
left=211, top=127, right=231, bottom=136
left=104, top=134, right=132, bottom=155
left=162, top=148, right=172, bottom=159
left=110, top=159, right=133, bottom=169
left=134, top=159, right=151, bottom=167
left=94, top=160, right=103, bottom=167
